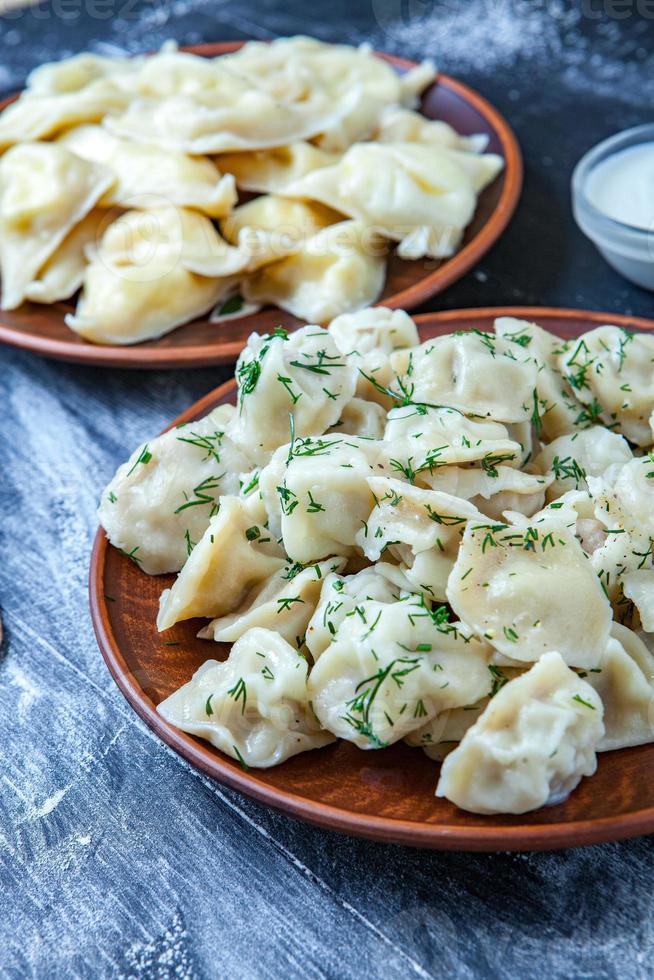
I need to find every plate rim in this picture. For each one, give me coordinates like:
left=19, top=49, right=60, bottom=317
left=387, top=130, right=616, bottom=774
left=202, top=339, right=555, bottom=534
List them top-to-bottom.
left=0, top=42, right=523, bottom=369
left=89, top=306, right=654, bottom=851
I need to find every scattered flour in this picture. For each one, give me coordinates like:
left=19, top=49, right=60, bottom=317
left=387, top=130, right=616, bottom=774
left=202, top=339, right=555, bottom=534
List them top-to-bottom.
left=0, top=0, right=652, bottom=110
left=368, top=0, right=654, bottom=106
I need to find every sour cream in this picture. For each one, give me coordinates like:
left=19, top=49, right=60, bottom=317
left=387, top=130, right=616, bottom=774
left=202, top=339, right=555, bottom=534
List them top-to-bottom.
left=572, top=125, right=654, bottom=291
left=585, top=142, right=654, bottom=231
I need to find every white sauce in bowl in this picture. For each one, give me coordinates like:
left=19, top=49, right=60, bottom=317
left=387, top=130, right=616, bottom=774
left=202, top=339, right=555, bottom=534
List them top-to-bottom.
left=585, top=142, right=654, bottom=231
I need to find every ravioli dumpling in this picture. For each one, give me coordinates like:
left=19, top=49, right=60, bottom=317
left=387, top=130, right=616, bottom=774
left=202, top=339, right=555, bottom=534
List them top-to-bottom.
left=60, top=124, right=237, bottom=218
left=0, top=142, right=113, bottom=310
left=242, top=220, right=386, bottom=323
left=228, top=325, right=357, bottom=462
left=99, top=404, right=252, bottom=575
left=447, top=520, right=612, bottom=668
left=158, top=627, right=335, bottom=767
left=436, top=651, right=604, bottom=814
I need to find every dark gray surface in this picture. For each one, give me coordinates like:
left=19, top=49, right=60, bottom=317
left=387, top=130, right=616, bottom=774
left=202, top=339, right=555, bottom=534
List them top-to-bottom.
left=2, top=3, right=654, bottom=978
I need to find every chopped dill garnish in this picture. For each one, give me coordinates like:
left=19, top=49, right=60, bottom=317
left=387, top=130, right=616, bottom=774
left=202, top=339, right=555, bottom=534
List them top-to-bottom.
left=127, top=444, right=153, bottom=477
left=227, top=677, right=247, bottom=714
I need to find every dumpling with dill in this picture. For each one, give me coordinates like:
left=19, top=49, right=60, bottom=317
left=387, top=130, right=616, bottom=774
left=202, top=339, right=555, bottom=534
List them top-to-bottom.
left=98, top=308, right=654, bottom=815
left=228, top=324, right=358, bottom=464
left=99, top=404, right=253, bottom=575
left=158, top=627, right=335, bottom=768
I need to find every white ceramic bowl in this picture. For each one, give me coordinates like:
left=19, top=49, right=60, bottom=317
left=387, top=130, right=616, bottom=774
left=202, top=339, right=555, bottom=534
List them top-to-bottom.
left=572, top=124, right=654, bottom=291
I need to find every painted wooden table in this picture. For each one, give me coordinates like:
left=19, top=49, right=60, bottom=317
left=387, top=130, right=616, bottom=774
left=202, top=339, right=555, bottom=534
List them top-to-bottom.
left=2, top=3, right=654, bottom=977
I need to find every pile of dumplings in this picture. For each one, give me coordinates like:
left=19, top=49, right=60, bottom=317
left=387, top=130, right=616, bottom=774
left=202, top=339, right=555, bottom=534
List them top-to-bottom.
left=0, top=37, right=504, bottom=345
left=99, top=308, right=654, bottom=815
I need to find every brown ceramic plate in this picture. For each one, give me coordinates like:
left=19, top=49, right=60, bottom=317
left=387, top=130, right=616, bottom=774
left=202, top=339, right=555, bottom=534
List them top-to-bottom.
left=0, top=43, right=522, bottom=369
left=90, top=307, right=654, bottom=851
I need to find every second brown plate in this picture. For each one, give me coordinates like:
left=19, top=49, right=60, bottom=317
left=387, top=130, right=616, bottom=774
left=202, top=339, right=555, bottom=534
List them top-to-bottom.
left=0, top=43, right=522, bottom=368
left=91, top=307, right=654, bottom=851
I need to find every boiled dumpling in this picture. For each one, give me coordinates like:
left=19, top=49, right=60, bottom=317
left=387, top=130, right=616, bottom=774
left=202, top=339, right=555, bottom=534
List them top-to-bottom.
left=223, top=37, right=435, bottom=151
left=224, top=37, right=432, bottom=112
left=0, top=50, right=140, bottom=146
left=25, top=50, right=142, bottom=95
left=106, top=50, right=358, bottom=154
left=0, top=79, right=131, bottom=150
left=106, top=90, right=347, bottom=155
left=375, top=107, right=488, bottom=152
left=59, top=124, right=237, bottom=218
left=0, top=142, right=113, bottom=310
left=216, top=142, right=340, bottom=194
left=282, top=142, right=502, bottom=258
left=219, top=194, right=342, bottom=271
left=66, top=207, right=243, bottom=345
left=24, top=209, right=106, bottom=304
left=241, top=220, right=386, bottom=323
left=328, top=306, right=419, bottom=408
left=328, top=306, right=419, bottom=355
left=494, top=317, right=583, bottom=441
left=227, top=325, right=357, bottom=462
left=558, top=326, right=654, bottom=446
left=390, top=331, right=541, bottom=424
left=329, top=397, right=386, bottom=440
left=99, top=404, right=253, bottom=574
left=379, top=404, right=523, bottom=483
left=533, top=426, right=632, bottom=501
left=262, top=435, right=380, bottom=563
left=586, top=457, right=654, bottom=603
left=421, top=465, right=552, bottom=522
left=357, top=476, right=484, bottom=600
left=157, top=495, right=286, bottom=631
left=447, top=519, right=612, bottom=668
left=199, top=556, right=347, bottom=648
left=305, top=562, right=414, bottom=659
left=622, top=571, right=654, bottom=632
left=308, top=596, right=492, bottom=748
left=584, top=624, right=654, bottom=750
left=157, top=627, right=335, bottom=767
left=436, top=651, right=604, bottom=814
left=405, top=701, right=490, bottom=761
